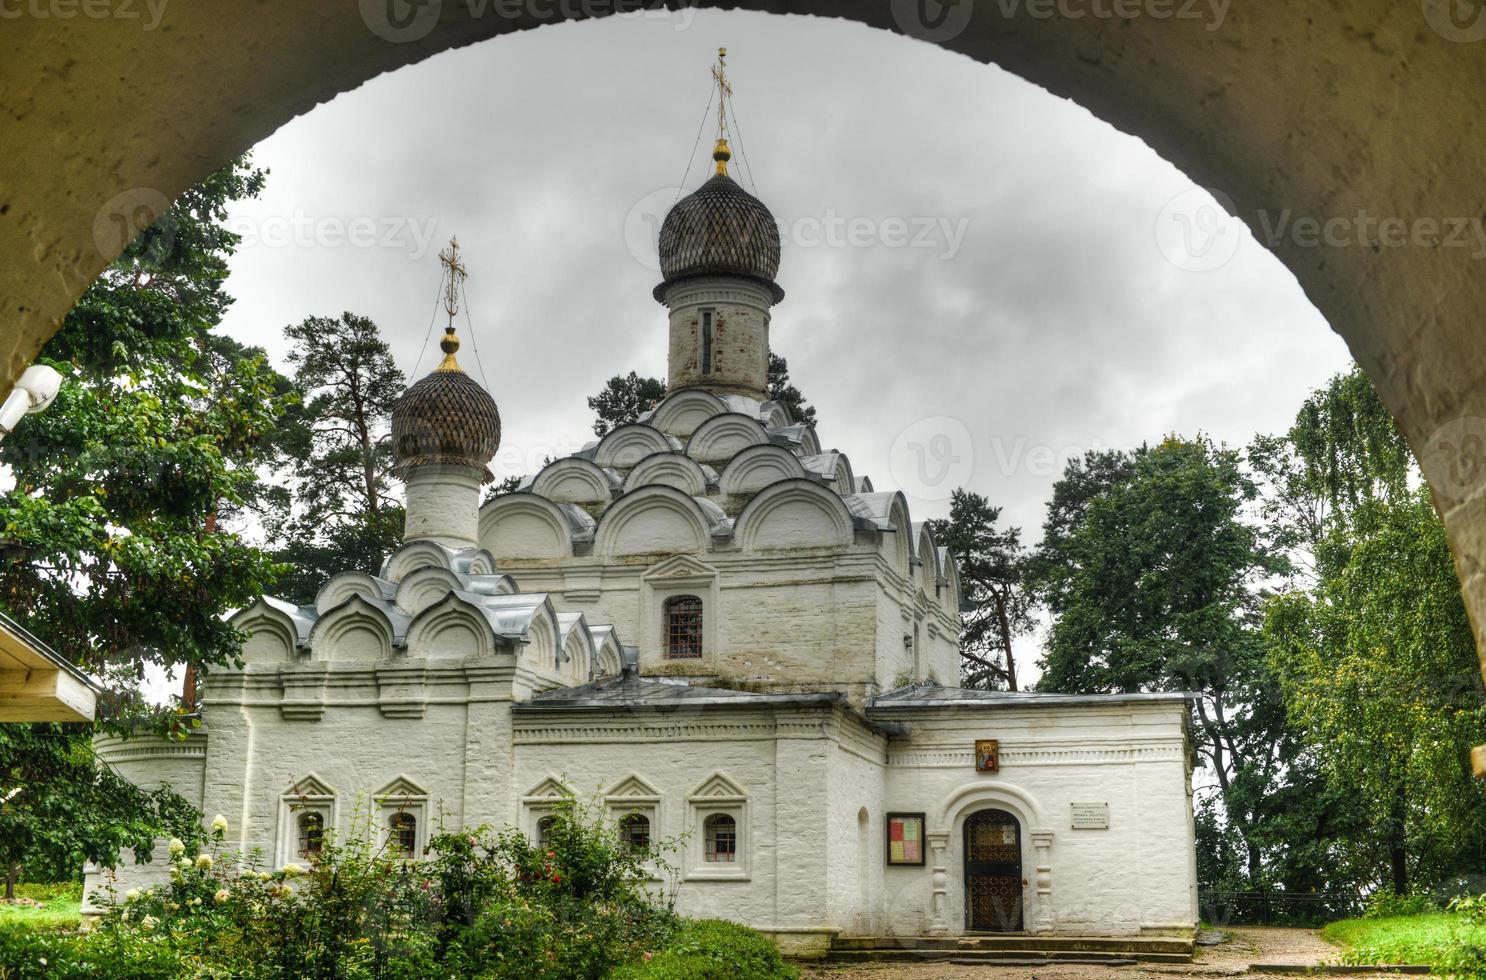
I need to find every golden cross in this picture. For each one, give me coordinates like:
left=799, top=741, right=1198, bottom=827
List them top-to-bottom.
left=711, top=47, right=732, bottom=142
left=439, top=236, right=467, bottom=324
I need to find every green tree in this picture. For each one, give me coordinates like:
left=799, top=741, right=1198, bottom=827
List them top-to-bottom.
left=0, top=157, right=288, bottom=724
left=268, top=312, right=406, bottom=603
left=767, top=352, right=817, bottom=427
left=1250, top=365, right=1412, bottom=569
left=1255, top=368, right=1486, bottom=897
left=587, top=372, right=667, bottom=437
left=1032, top=437, right=1298, bottom=887
left=927, top=489, right=1030, bottom=690
left=1266, top=489, right=1486, bottom=896
left=0, top=725, right=197, bottom=899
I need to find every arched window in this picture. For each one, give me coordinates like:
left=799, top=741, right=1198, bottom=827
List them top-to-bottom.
left=663, top=595, right=703, bottom=659
left=297, top=812, right=324, bottom=859
left=388, top=812, right=417, bottom=857
left=619, top=813, right=651, bottom=854
left=704, top=813, right=736, bottom=863
left=536, top=815, right=556, bottom=847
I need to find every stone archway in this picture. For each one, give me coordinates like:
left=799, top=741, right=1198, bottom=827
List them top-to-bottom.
left=7, top=3, right=1486, bottom=720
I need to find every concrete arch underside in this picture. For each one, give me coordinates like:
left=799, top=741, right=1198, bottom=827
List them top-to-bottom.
left=6, top=3, right=1486, bottom=736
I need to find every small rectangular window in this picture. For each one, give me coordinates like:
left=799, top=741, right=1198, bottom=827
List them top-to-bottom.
left=701, top=310, right=713, bottom=375
left=664, top=595, right=704, bottom=659
left=705, top=813, right=737, bottom=863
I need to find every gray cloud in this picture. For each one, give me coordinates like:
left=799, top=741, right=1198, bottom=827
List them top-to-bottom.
left=217, top=9, right=1349, bottom=545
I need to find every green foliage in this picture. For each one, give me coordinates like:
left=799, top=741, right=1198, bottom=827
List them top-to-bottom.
left=0, top=156, right=291, bottom=727
left=268, top=312, right=406, bottom=603
left=766, top=353, right=816, bottom=428
left=587, top=372, right=667, bottom=437
left=1031, top=437, right=1318, bottom=892
left=1265, top=487, right=1486, bottom=895
left=926, top=488, right=1029, bottom=689
left=0, top=726, right=197, bottom=900
left=51, top=802, right=777, bottom=980
left=0, top=882, right=82, bottom=930
left=1365, top=890, right=1437, bottom=919
left=1323, top=909, right=1486, bottom=974
left=609, top=919, right=799, bottom=980
left=0, top=923, right=190, bottom=979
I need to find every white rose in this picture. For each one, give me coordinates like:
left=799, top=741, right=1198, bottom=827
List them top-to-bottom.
left=210, top=814, right=229, bottom=835
left=167, top=838, right=185, bottom=857
left=195, top=854, right=213, bottom=870
left=280, top=862, right=304, bottom=877
left=124, top=888, right=141, bottom=903
left=214, top=889, right=230, bottom=904
left=140, top=914, right=158, bottom=932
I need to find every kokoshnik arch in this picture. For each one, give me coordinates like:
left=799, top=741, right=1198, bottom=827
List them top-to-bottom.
left=4, top=2, right=1486, bottom=757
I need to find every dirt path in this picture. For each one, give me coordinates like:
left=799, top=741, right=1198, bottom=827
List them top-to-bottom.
left=802, top=926, right=1417, bottom=979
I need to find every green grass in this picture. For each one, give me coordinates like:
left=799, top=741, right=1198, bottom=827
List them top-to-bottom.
left=0, top=882, right=83, bottom=930
left=1321, top=912, right=1486, bottom=966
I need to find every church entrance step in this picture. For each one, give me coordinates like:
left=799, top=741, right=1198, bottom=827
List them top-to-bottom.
left=828, top=935, right=1195, bottom=964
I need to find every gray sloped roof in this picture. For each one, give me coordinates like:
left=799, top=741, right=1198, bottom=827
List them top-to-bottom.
left=513, top=673, right=847, bottom=711
left=869, top=682, right=1194, bottom=710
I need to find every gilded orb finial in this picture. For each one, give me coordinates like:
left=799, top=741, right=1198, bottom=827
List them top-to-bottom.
left=711, top=47, right=734, bottom=171
left=438, top=325, right=461, bottom=371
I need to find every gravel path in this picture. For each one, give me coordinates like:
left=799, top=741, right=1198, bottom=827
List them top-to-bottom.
left=802, top=926, right=1419, bottom=979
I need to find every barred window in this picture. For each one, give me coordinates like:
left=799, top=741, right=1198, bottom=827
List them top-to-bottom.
left=663, top=595, right=703, bottom=659
left=297, top=812, right=325, bottom=859
left=388, top=812, right=417, bottom=856
left=619, top=813, right=651, bottom=854
left=704, top=814, right=736, bottom=863
left=536, top=816, right=556, bottom=847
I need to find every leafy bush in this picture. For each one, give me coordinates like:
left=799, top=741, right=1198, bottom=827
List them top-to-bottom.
left=78, top=801, right=701, bottom=979
left=4, top=803, right=792, bottom=979
left=1363, top=890, right=1436, bottom=919
left=609, top=919, right=799, bottom=980
left=0, top=923, right=188, bottom=979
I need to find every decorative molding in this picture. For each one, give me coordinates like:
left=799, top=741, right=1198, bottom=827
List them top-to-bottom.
left=376, top=665, right=428, bottom=719
left=887, top=745, right=1187, bottom=768
left=605, top=773, right=662, bottom=801
left=926, top=831, right=950, bottom=935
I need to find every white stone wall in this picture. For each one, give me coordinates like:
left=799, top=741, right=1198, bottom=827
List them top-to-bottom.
left=487, top=547, right=959, bottom=703
left=90, top=691, right=1196, bottom=946
left=874, top=699, right=1198, bottom=936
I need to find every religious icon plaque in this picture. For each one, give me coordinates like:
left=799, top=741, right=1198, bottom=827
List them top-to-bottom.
left=974, top=739, right=1000, bottom=773
left=885, top=812, right=926, bottom=866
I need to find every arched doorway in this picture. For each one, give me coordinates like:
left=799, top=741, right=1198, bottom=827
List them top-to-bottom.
left=11, top=7, right=1486, bottom=770
left=963, top=808, right=1023, bottom=932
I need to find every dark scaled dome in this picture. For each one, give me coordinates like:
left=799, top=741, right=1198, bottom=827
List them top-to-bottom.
left=654, top=143, right=784, bottom=303
left=391, top=328, right=501, bottom=482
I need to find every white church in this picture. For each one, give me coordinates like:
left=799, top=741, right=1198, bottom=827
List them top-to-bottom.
left=91, top=92, right=1199, bottom=958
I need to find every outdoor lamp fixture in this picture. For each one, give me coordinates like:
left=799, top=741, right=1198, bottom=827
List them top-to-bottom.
left=0, top=364, right=63, bottom=438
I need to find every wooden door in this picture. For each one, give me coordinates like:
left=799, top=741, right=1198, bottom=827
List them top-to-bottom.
left=964, top=809, right=1023, bottom=932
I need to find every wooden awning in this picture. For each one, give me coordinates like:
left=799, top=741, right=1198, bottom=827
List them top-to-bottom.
left=0, top=613, right=98, bottom=722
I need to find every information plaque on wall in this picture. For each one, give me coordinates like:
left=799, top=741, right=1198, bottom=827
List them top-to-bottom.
left=1070, top=802, right=1109, bottom=830
left=885, top=812, right=926, bottom=866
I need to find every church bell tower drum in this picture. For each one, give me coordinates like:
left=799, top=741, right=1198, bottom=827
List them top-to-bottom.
left=653, top=50, right=784, bottom=403
left=390, top=239, right=502, bottom=549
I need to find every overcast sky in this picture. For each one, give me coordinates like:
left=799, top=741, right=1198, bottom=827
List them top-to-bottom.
left=215, top=8, right=1351, bottom=544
